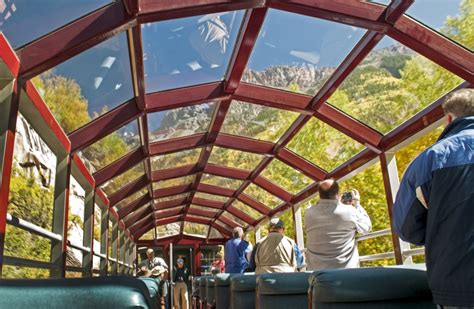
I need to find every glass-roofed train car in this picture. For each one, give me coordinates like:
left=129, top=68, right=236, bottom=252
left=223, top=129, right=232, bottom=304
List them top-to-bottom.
left=0, top=0, right=472, bottom=308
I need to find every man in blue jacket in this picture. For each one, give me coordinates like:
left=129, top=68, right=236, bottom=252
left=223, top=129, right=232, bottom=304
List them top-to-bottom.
left=393, top=89, right=473, bottom=308
left=224, top=226, right=252, bottom=273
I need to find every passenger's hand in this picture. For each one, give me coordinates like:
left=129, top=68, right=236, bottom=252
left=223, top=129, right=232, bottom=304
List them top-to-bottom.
left=351, top=189, right=360, bottom=205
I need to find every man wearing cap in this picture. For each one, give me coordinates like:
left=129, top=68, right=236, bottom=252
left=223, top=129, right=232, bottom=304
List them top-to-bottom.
left=254, top=217, right=297, bottom=274
left=173, top=258, right=190, bottom=309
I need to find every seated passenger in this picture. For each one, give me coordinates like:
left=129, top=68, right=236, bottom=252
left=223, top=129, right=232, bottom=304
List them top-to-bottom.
left=305, top=179, right=372, bottom=270
left=254, top=217, right=297, bottom=274
left=224, top=227, right=252, bottom=273
left=139, top=248, right=169, bottom=278
left=211, top=251, right=225, bottom=274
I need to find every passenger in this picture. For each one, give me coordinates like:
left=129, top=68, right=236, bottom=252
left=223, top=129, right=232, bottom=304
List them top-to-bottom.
left=393, top=89, right=474, bottom=309
left=305, top=180, right=372, bottom=270
left=254, top=217, right=297, bottom=274
left=224, top=227, right=252, bottom=273
left=138, top=248, right=169, bottom=277
left=210, top=251, right=225, bottom=274
left=173, top=258, right=190, bottom=309
left=156, top=267, right=170, bottom=309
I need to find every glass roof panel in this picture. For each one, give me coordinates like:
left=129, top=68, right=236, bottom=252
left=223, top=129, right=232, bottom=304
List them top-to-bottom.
left=0, top=0, right=112, bottom=49
left=406, top=0, right=472, bottom=51
left=243, top=9, right=366, bottom=95
left=142, top=10, right=245, bottom=92
left=33, top=32, right=134, bottom=133
left=327, top=37, right=464, bottom=134
left=221, top=100, right=299, bottom=142
left=148, top=102, right=216, bottom=143
left=286, top=118, right=365, bottom=171
left=80, top=120, right=140, bottom=172
left=209, top=147, right=264, bottom=170
left=151, top=148, right=202, bottom=170
left=261, top=159, right=313, bottom=194
left=101, top=162, right=145, bottom=196
left=201, top=174, right=244, bottom=190
left=154, top=175, right=195, bottom=190
left=243, top=183, right=282, bottom=209
left=113, top=188, right=148, bottom=210
left=194, top=192, right=228, bottom=203
left=155, top=193, right=188, bottom=204
left=232, top=200, right=263, bottom=219
left=156, top=206, right=184, bottom=217
left=221, top=211, right=247, bottom=226
left=216, top=220, right=233, bottom=232
left=157, top=222, right=181, bottom=238
left=183, top=222, right=208, bottom=237
left=209, top=227, right=223, bottom=239
left=139, top=229, right=155, bottom=241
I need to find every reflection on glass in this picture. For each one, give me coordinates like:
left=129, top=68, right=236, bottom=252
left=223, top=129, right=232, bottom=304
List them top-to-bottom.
left=0, top=0, right=112, bottom=48
left=406, top=0, right=472, bottom=51
left=243, top=9, right=365, bottom=95
left=142, top=11, right=244, bottom=92
left=33, top=33, right=133, bottom=133
left=328, top=37, right=463, bottom=134
left=221, top=100, right=299, bottom=142
left=148, top=103, right=216, bottom=142
left=287, top=118, right=365, bottom=171
left=80, top=120, right=140, bottom=173
left=209, top=147, right=264, bottom=170
left=151, top=148, right=202, bottom=170
left=261, top=159, right=312, bottom=194
left=101, top=162, right=145, bottom=196
left=201, top=173, right=243, bottom=190
left=155, top=175, right=195, bottom=189
left=243, top=183, right=282, bottom=209
left=113, top=188, right=148, bottom=210
left=194, top=192, right=228, bottom=203
left=155, top=193, right=188, bottom=204
left=232, top=200, right=263, bottom=219
left=189, top=205, right=219, bottom=214
left=221, top=211, right=247, bottom=226
left=157, top=222, right=181, bottom=238
left=184, top=222, right=209, bottom=236
left=209, top=227, right=223, bottom=239
left=139, top=230, right=155, bottom=240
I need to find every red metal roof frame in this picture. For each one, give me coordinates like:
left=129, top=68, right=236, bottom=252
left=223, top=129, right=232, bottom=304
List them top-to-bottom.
left=6, top=0, right=472, bottom=242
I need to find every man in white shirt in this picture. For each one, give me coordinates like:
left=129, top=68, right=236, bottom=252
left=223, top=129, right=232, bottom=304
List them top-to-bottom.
left=305, top=179, right=372, bottom=270
left=139, top=248, right=168, bottom=277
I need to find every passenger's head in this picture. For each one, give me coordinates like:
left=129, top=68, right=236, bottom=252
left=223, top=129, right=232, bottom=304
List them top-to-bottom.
left=442, top=89, right=474, bottom=125
left=318, top=179, right=339, bottom=200
left=268, top=217, right=285, bottom=234
left=232, top=226, right=244, bottom=239
left=146, top=248, right=155, bottom=260
left=215, top=252, right=223, bottom=260
left=177, top=258, right=184, bottom=268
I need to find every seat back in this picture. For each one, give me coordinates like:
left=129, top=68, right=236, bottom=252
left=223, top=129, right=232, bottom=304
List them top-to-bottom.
left=309, top=267, right=436, bottom=309
left=257, top=272, right=312, bottom=309
left=214, top=273, right=234, bottom=309
left=230, top=273, right=256, bottom=309
left=199, top=275, right=208, bottom=301
left=0, top=276, right=155, bottom=308
left=205, top=276, right=216, bottom=307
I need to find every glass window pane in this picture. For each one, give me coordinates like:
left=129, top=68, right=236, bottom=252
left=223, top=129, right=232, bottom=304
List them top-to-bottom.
left=0, top=0, right=112, bottom=49
left=406, top=0, right=472, bottom=51
left=243, top=9, right=366, bottom=95
left=142, top=11, right=245, bottom=92
left=33, top=33, right=134, bottom=133
left=328, top=37, right=463, bottom=134
left=221, top=100, right=299, bottom=142
left=148, top=102, right=216, bottom=143
left=287, top=118, right=365, bottom=171
left=80, top=120, right=140, bottom=173
left=209, top=147, right=264, bottom=170
left=151, top=148, right=202, bottom=170
left=261, top=159, right=313, bottom=194
left=101, top=162, right=145, bottom=196
left=201, top=173, right=243, bottom=190
left=154, top=175, right=195, bottom=189
left=68, top=176, right=85, bottom=249
left=243, top=183, right=282, bottom=209
left=113, top=188, right=148, bottom=210
left=194, top=192, right=228, bottom=203
left=155, top=193, right=188, bottom=204
left=232, top=200, right=263, bottom=219
left=156, top=206, right=184, bottom=217
left=221, top=211, right=247, bottom=226
left=187, top=214, right=211, bottom=222
left=157, top=222, right=181, bottom=238
left=184, top=222, right=208, bottom=237
left=209, top=227, right=223, bottom=239
left=139, top=229, right=155, bottom=240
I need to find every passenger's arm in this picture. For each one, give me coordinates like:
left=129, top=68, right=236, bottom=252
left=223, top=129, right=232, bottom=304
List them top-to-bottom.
left=352, top=203, right=372, bottom=234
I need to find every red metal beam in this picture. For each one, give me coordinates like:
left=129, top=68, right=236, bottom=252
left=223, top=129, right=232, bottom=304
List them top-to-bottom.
left=384, top=0, right=414, bottom=24
left=18, top=3, right=135, bottom=79
left=225, top=8, right=268, bottom=93
left=129, top=26, right=146, bottom=110
left=0, top=34, right=20, bottom=77
left=146, top=82, right=229, bottom=113
left=69, top=100, right=141, bottom=153
left=149, top=133, right=208, bottom=156
left=215, top=134, right=274, bottom=154
left=94, top=147, right=146, bottom=186
left=327, top=148, right=378, bottom=180
left=277, top=149, right=326, bottom=181
left=72, top=154, right=96, bottom=188
left=204, top=163, right=251, bottom=180
left=152, top=164, right=200, bottom=182
left=108, top=175, right=149, bottom=207
left=253, top=176, right=293, bottom=202
left=197, top=183, right=235, bottom=197
left=154, top=184, right=193, bottom=199
left=95, top=187, right=110, bottom=208
left=118, top=194, right=151, bottom=218
left=237, top=194, right=270, bottom=215
left=191, top=197, right=225, bottom=209
left=154, top=198, right=188, bottom=210
left=124, top=205, right=152, bottom=227
left=226, top=206, right=255, bottom=225
left=155, top=208, right=184, bottom=220
left=187, top=208, right=216, bottom=219
left=129, top=214, right=153, bottom=234
left=219, top=215, right=239, bottom=228
left=185, top=216, right=211, bottom=226
left=131, top=220, right=154, bottom=239
left=212, top=222, right=233, bottom=236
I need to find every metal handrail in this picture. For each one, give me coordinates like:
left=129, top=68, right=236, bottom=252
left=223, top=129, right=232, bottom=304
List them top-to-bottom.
left=6, top=213, right=62, bottom=242
left=356, top=228, right=391, bottom=242
left=67, top=240, right=90, bottom=253
left=403, top=247, right=425, bottom=256
left=359, top=251, right=395, bottom=262
left=94, top=252, right=107, bottom=259
left=3, top=256, right=58, bottom=270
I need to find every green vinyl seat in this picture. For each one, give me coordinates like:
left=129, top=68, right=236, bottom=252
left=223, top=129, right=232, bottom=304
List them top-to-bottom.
left=309, top=267, right=436, bottom=308
left=257, top=272, right=312, bottom=309
left=214, top=273, right=238, bottom=309
left=230, top=273, right=257, bottom=309
left=199, top=275, right=209, bottom=307
left=0, top=276, right=156, bottom=309
left=205, top=276, right=216, bottom=308
left=137, top=277, right=161, bottom=300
